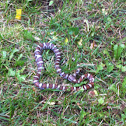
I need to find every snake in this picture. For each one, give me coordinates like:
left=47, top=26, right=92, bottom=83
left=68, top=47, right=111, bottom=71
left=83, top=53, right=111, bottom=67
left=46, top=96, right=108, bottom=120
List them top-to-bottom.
left=34, top=43, right=94, bottom=91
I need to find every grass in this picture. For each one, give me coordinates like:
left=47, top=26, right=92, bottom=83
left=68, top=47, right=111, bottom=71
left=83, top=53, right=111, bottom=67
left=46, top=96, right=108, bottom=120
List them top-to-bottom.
left=0, top=0, right=126, bottom=125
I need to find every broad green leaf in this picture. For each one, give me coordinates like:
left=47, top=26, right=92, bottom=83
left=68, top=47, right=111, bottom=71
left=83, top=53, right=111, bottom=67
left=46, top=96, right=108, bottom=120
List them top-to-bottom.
left=49, top=0, right=53, bottom=6
left=107, top=17, right=112, bottom=23
left=68, top=27, right=79, bottom=35
left=23, top=30, right=34, bottom=40
left=114, top=44, right=118, bottom=60
left=114, top=44, right=125, bottom=60
left=117, top=44, right=125, bottom=59
left=120, top=44, right=125, bottom=49
left=9, top=48, right=19, bottom=61
left=103, top=49, right=111, bottom=60
left=2, top=51, right=7, bottom=61
left=17, top=54, right=23, bottom=61
left=15, top=55, right=26, bottom=66
left=15, top=60, right=25, bottom=66
left=96, top=63, right=105, bottom=73
left=107, top=63, right=114, bottom=72
left=116, top=64, right=122, bottom=69
left=116, top=65, right=126, bottom=72
left=122, top=66, right=126, bottom=72
left=18, top=67, right=26, bottom=73
left=8, top=68, right=15, bottom=76
left=16, top=71, right=26, bottom=82
left=19, top=75, right=26, bottom=82
left=122, top=77, right=126, bottom=89
left=109, top=83, right=117, bottom=93
left=79, top=87, right=84, bottom=92
left=98, top=97, right=104, bottom=104
left=80, top=110, right=86, bottom=120
left=121, top=114, right=126, bottom=122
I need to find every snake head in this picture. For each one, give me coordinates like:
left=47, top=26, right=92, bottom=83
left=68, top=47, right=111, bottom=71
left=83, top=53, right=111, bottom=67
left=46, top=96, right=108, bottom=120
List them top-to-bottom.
left=68, top=75, right=77, bottom=83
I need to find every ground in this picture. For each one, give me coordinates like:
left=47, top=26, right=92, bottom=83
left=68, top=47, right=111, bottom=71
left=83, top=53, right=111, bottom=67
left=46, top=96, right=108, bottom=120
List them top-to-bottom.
left=0, top=0, right=126, bottom=125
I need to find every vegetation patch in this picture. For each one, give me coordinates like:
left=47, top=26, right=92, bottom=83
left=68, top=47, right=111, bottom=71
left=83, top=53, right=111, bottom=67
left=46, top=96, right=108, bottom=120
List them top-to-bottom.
left=0, top=0, right=126, bottom=125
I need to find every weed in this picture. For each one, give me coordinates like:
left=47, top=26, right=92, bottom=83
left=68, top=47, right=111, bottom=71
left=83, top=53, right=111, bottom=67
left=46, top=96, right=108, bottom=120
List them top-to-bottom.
left=0, top=0, right=126, bottom=125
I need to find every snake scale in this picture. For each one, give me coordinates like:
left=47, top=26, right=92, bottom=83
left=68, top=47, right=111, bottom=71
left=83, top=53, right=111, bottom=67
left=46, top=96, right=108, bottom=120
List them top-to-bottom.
left=34, top=43, right=94, bottom=91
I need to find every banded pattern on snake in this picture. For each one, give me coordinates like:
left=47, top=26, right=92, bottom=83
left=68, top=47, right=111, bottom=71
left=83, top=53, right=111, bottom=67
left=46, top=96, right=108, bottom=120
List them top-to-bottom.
left=34, top=43, right=94, bottom=91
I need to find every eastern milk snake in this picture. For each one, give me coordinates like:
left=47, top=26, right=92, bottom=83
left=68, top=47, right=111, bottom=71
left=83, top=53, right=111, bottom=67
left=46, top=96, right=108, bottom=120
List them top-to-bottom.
left=34, top=43, right=94, bottom=91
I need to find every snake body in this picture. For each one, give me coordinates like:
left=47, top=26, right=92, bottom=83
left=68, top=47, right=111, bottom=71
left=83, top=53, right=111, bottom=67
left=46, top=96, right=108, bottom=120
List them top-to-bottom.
left=34, top=43, right=94, bottom=91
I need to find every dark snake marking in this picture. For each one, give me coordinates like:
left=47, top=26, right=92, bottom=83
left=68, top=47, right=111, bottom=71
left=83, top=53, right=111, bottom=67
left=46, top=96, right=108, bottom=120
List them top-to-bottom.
left=34, top=43, right=94, bottom=91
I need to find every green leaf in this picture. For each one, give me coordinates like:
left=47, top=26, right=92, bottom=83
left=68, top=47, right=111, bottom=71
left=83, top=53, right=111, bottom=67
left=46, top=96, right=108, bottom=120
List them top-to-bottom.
left=49, top=0, right=53, bottom=6
left=107, top=17, right=112, bottom=23
left=68, top=27, right=79, bottom=35
left=23, top=30, right=34, bottom=41
left=114, top=44, right=125, bottom=60
left=114, top=44, right=118, bottom=60
left=117, top=44, right=125, bottom=58
left=120, top=44, right=125, bottom=48
left=9, top=48, right=19, bottom=61
left=103, top=49, right=111, bottom=60
left=2, top=51, right=7, bottom=62
left=2, top=51, right=7, bottom=59
left=15, top=54, right=25, bottom=66
left=17, top=54, right=23, bottom=61
left=15, top=60, right=25, bottom=66
left=96, top=63, right=105, bottom=73
left=107, top=63, right=114, bottom=72
left=116, top=64, right=122, bottom=69
left=116, top=65, right=126, bottom=72
left=122, top=66, right=126, bottom=72
left=18, top=67, right=26, bottom=73
left=8, top=68, right=15, bottom=77
left=16, top=71, right=26, bottom=82
left=19, top=75, right=26, bottom=82
left=122, top=77, right=126, bottom=90
left=109, top=83, right=117, bottom=93
left=98, top=97, right=104, bottom=104
left=80, top=110, right=86, bottom=121
left=121, top=114, right=126, bottom=122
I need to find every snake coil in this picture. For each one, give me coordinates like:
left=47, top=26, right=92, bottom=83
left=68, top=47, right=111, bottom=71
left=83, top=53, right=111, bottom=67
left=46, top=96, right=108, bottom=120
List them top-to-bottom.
left=34, top=43, right=94, bottom=91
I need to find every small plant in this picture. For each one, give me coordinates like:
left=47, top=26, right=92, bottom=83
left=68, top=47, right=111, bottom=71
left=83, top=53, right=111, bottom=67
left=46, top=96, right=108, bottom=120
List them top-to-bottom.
left=0, top=0, right=125, bottom=125
left=113, top=44, right=125, bottom=60
left=106, top=62, right=114, bottom=73
left=8, top=67, right=27, bottom=83
left=122, top=77, right=126, bottom=94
